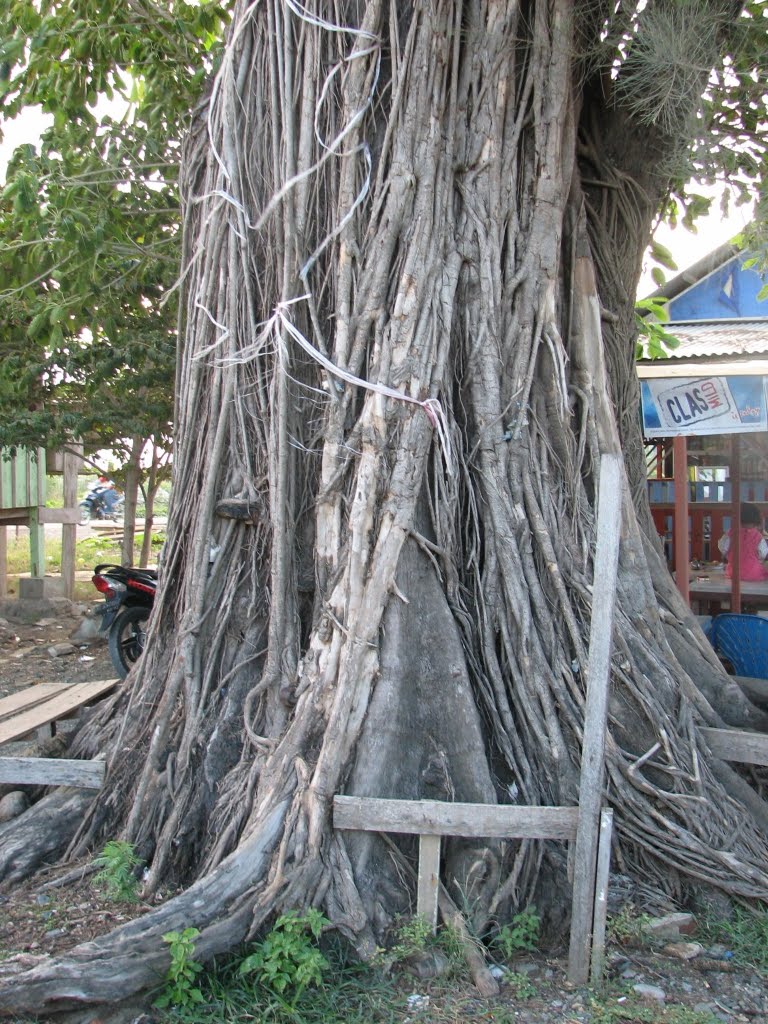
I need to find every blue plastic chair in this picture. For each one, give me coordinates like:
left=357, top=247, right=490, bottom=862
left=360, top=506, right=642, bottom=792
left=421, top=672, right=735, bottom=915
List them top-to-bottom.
left=709, top=614, right=768, bottom=679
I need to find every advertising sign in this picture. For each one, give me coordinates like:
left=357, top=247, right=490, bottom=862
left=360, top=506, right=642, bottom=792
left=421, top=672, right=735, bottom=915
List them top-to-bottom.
left=641, top=376, right=768, bottom=437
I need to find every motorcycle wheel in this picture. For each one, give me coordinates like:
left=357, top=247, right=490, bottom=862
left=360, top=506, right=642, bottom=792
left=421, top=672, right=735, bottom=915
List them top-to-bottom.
left=79, top=502, right=92, bottom=524
left=108, top=606, right=149, bottom=679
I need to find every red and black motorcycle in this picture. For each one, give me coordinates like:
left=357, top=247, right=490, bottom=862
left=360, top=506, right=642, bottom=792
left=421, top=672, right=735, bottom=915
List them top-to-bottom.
left=91, top=563, right=157, bottom=678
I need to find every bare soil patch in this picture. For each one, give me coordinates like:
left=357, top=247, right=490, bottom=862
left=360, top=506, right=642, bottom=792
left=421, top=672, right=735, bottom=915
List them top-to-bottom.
left=0, top=597, right=113, bottom=698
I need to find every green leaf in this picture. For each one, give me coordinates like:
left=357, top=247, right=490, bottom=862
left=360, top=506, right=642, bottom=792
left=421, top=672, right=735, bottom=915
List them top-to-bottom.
left=649, top=240, right=678, bottom=272
left=28, top=311, right=49, bottom=340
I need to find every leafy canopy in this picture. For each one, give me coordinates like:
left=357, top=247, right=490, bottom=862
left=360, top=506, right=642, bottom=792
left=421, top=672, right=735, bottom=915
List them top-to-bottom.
left=0, top=0, right=230, bottom=456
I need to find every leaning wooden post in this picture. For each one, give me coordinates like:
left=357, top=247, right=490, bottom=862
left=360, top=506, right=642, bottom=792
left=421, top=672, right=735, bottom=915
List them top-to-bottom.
left=568, top=453, right=622, bottom=985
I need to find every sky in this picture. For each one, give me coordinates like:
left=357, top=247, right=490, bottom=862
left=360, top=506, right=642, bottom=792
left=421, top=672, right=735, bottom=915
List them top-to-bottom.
left=0, top=106, right=52, bottom=180
left=638, top=190, right=755, bottom=297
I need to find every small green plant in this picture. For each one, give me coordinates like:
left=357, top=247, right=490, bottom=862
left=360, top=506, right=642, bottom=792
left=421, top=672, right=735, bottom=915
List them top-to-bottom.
left=93, top=840, right=142, bottom=902
left=606, top=904, right=652, bottom=946
left=702, top=905, right=768, bottom=972
left=493, top=907, right=540, bottom=958
left=238, top=908, right=330, bottom=1003
left=372, top=913, right=437, bottom=974
left=388, top=914, right=434, bottom=960
left=154, top=927, right=205, bottom=1010
left=506, top=970, right=536, bottom=999
left=589, top=998, right=718, bottom=1023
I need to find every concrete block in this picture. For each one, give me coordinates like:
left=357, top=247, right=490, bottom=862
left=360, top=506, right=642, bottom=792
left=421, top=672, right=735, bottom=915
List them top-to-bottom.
left=18, top=576, right=66, bottom=600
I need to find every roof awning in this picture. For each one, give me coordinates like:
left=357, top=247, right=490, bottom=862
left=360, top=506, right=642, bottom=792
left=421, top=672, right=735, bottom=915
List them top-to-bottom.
left=637, top=319, right=768, bottom=379
left=639, top=359, right=768, bottom=379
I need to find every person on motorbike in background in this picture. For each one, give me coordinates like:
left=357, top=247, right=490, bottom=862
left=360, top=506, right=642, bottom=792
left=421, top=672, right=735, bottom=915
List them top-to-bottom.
left=94, top=474, right=121, bottom=515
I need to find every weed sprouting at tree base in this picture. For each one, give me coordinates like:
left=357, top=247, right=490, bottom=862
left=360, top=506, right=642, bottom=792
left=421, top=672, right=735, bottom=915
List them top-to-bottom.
left=92, top=841, right=143, bottom=903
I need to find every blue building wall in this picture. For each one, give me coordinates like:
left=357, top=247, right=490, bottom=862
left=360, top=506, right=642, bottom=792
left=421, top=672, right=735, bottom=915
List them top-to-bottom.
left=669, top=254, right=767, bottom=321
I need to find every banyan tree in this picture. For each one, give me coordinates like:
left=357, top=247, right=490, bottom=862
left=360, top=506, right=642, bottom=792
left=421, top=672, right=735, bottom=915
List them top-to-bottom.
left=2, top=0, right=768, bottom=1015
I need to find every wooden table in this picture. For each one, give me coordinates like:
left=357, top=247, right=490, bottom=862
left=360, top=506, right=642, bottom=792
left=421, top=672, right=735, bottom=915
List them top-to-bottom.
left=687, top=568, right=768, bottom=612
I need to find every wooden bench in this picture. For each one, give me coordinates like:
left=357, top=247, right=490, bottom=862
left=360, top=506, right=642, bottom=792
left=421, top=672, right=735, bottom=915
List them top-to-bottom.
left=0, top=678, right=117, bottom=789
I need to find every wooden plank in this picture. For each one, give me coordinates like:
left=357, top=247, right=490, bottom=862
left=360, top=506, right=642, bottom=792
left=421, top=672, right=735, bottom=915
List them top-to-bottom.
left=60, top=445, right=81, bottom=601
left=35, top=448, right=46, bottom=505
left=13, top=450, right=25, bottom=508
left=0, top=452, right=11, bottom=509
left=568, top=453, right=622, bottom=986
left=28, top=505, right=45, bottom=579
left=38, top=508, right=80, bottom=525
left=0, top=512, right=29, bottom=526
left=0, top=524, right=6, bottom=599
left=733, top=676, right=768, bottom=707
left=0, top=679, right=118, bottom=745
left=0, top=682, right=72, bottom=723
left=701, top=727, right=768, bottom=766
left=0, top=756, right=105, bottom=789
left=332, top=796, right=579, bottom=840
left=590, top=809, right=614, bottom=986
left=417, top=834, right=441, bottom=933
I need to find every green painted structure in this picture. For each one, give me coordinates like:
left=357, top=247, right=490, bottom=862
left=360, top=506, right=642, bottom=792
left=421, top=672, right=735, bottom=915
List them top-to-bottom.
left=0, top=446, right=80, bottom=599
left=0, top=447, right=47, bottom=585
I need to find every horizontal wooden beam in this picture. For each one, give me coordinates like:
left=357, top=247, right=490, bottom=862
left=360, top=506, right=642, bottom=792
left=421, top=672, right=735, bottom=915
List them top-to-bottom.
left=37, top=507, right=80, bottom=525
left=0, top=512, right=30, bottom=526
left=701, top=727, right=768, bottom=766
left=0, top=757, right=105, bottom=789
left=333, top=796, right=579, bottom=840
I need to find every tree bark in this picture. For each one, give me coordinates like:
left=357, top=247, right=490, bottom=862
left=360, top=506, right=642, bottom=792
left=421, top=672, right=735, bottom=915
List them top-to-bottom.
left=1, top=0, right=766, bottom=1014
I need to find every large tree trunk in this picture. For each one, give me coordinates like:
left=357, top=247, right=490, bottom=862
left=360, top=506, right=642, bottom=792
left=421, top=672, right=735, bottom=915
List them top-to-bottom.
left=2, top=0, right=767, bottom=1015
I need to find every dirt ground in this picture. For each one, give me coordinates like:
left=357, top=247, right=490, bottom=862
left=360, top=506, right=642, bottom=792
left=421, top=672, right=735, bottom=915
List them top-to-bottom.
left=0, top=597, right=767, bottom=1023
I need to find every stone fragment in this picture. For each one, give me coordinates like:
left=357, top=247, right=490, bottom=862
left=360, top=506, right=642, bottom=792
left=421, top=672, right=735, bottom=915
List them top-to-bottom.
left=47, top=642, right=77, bottom=657
left=0, top=791, right=29, bottom=822
left=641, top=912, right=696, bottom=939
left=662, top=941, right=704, bottom=960
left=405, top=950, right=450, bottom=979
left=632, top=983, right=666, bottom=1004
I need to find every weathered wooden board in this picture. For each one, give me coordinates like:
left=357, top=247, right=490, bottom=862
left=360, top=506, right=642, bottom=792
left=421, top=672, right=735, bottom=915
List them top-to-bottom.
left=568, top=453, right=622, bottom=985
left=38, top=507, right=80, bottom=525
left=0, top=679, right=118, bottom=745
left=0, top=682, right=71, bottom=723
left=701, top=727, right=768, bottom=766
left=0, top=756, right=105, bottom=789
left=333, top=796, right=579, bottom=840
left=590, top=808, right=614, bottom=986
left=417, top=834, right=441, bottom=931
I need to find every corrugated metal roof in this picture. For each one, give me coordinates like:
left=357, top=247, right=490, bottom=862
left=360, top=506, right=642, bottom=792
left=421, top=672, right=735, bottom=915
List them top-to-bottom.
left=656, top=320, right=768, bottom=359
